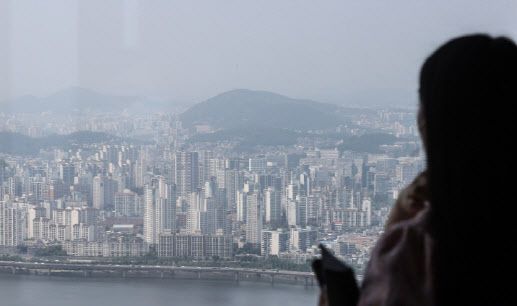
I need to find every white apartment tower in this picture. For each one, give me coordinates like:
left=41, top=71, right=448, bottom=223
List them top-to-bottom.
left=92, top=176, right=104, bottom=210
left=143, top=177, right=176, bottom=245
left=265, top=187, right=281, bottom=224
left=245, top=192, right=263, bottom=246
left=0, top=201, right=23, bottom=246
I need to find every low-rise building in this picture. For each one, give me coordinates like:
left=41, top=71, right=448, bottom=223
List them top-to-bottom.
left=158, top=233, right=233, bottom=259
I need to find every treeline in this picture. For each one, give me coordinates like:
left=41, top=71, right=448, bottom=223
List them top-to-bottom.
left=189, top=127, right=300, bottom=149
left=0, top=131, right=150, bottom=155
left=33, top=245, right=67, bottom=257
left=0, top=254, right=24, bottom=261
left=108, top=256, right=312, bottom=272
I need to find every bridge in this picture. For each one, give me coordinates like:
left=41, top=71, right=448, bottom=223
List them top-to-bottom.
left=0, top=261, right=315, bottom=287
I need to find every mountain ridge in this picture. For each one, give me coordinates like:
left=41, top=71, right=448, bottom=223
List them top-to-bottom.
left=0, top=87, right=176, bottom=114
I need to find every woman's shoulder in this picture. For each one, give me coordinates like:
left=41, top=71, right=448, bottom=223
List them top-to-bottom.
left=358, top=207, right=433, bottom=306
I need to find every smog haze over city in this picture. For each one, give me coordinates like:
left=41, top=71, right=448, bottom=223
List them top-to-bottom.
left=1, top=0, right=516, bottom=107
left=0, top=1, right=515, bottom=306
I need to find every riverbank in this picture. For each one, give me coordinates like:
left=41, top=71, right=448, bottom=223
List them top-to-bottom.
left=0, top=260, right=316, bottom=287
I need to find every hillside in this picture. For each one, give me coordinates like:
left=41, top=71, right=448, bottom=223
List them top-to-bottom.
left=180, top=89, right=349, bottom=131
left=189, top=127, right=300, bottom=150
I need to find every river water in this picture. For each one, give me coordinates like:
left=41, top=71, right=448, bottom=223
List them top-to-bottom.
left=0, top=274, right=318, bottom=306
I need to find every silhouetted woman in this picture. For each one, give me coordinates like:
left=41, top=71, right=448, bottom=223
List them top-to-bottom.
left=322, top=34, right=517, bottom=306
left=419, top=34, right=517, bottom=306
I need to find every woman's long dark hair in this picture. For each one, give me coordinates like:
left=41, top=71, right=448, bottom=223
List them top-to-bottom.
left=420, top=34, right=517, bottom=306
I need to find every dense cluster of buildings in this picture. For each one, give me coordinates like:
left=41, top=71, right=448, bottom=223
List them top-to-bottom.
left=1, top=110, right=423, bottom=271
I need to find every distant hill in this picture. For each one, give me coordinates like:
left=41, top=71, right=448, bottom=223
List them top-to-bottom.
left=0, top=87, right=176, bottom=114
left=181, top=89, right=360, bottom=131
left=0, top=131, right=148, bottom=155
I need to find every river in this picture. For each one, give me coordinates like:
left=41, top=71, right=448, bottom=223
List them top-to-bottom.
left=0, top=273, right=318, bottom=306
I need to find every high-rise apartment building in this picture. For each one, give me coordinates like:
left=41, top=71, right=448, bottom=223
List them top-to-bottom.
left=174, top=151, right=199, bottom=197
left=92, top=176, right=104, bottom=210
left=143, top=177, right=176, bottom=245
left=265, top=187, right=282, bottom=224
left=245, top=191, right=263, bottom=246
left=0, top=201, right=23, bottom=246
left=261, top=230, right=289, bottom=256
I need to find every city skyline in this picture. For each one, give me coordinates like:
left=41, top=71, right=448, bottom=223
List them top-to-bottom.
left=0, top=2, right=512, bottom=306
left=1, top=101, right=423, bottom=278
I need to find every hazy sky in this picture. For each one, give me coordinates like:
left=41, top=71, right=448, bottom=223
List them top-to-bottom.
left=1, top=0, right=516, bottom=107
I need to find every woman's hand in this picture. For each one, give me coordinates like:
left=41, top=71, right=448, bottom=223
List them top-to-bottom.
left=386, top=170, right=429, bottom=229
